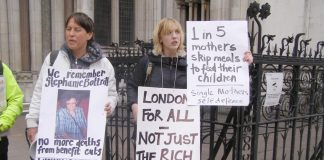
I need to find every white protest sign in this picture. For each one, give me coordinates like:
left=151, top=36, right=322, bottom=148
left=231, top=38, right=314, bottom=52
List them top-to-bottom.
left=186, top=21, right=250, bottom=106
left=36, top=67, right=109, bottom=160
left=264, top=72, right=283, bottom=106
left=136, top=87, right=200, bottom=160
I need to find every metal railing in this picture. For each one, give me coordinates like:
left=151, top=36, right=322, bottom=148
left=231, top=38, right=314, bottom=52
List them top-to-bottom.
left=104, top=2, right=324, bottom=160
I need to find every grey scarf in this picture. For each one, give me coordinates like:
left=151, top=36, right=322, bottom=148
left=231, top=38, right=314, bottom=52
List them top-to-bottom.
left=61, top=42, right=103, bottom=69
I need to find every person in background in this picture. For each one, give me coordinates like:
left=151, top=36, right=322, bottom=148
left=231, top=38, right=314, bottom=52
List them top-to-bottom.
left=25, top=12, right=118, bottom=144
left=127, top=17, right=253, bottom=121
left=0, top=62, right=24, bottom=160
left=55, top=94, right=87, bottom=140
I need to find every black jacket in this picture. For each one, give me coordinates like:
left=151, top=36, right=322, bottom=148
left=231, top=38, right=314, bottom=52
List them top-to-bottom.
left=127, top=52, right=187, bottom=107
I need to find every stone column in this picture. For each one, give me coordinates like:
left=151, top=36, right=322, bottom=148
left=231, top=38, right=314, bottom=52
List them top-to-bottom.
left=0, top=0, right=9, bottom=63
left=7, top=0, right=22, bottom=70
left=20, top=0, right=30, bottom=71
left=29, top=0, right=43, bottom=71
left=41, top=0, right=52, bottom=59
left=51, top=0, right=65, bottom=50
left=64, top=0, right=74, bottom=19
left=75, top=0, right=94, bottom=19
left=111, top=0, right=119, bottom=43
left=134, top=0, right=146, bottom=41
left=144, top=0, right=156, bottom=41
left=153, top=0, right=161, bottom=26
left=161, top=0, right=166, bottom=18
left=166, top=0, right=176, bottom=18
left=171, top=0, right=181, bottom=21
left=188, top=0, right=193, bottom=20
left=201, top=0, right=205, bottom=21
left=206, top=0, right=210, bottom=20
left=210, top=0, right=230, bottom=20
left=230, top=0, right=249, bottom=20
left=176, top=1, right=186, bottom=31
left=193, top=2, right=198, bottom=20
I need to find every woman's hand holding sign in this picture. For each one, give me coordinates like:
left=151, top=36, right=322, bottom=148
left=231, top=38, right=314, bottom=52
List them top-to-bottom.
left=243, top=51, right=253, bottom=64
left=104, top=102, right=114, bottom=117
left=131, top=103, right=138, bottom=123
left=27, top=127, right=38, bottom=143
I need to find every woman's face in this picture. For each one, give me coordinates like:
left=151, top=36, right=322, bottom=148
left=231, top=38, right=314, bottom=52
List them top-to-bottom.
left=65, top=17, right=93, bottom=56
left=161, top=25, right=181, bottom=55
left=66, top=98, right=77, bottom=112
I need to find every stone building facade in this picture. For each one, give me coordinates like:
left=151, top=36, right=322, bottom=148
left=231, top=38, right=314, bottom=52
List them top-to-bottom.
left=0, top=0, right=323, bottom=102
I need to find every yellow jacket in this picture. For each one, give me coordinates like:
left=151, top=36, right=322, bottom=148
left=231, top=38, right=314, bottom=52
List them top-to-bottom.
left=0, top=63, right=24, bottom=135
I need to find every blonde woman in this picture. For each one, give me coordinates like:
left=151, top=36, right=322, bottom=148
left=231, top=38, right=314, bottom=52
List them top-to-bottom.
left=127, top=18, right=253, bottom=121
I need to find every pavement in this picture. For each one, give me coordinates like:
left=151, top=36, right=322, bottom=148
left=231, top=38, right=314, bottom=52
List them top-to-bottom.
left=8, top=113, right=30, bottom=160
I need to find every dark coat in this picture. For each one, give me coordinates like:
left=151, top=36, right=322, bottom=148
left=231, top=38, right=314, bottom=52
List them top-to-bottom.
left=127, top=52, right=187, bottom=107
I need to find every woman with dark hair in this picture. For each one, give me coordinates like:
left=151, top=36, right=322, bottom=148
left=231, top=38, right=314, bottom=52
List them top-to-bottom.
left=25, top=12, right=118, bottom=143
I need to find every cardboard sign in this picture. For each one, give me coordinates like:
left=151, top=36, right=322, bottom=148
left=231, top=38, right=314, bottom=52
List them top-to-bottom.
left=187, top=21, right=250, bottom=106
left=35, top=67, right=109, bottom=160
left=136, top=87, right=200, bottom=159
